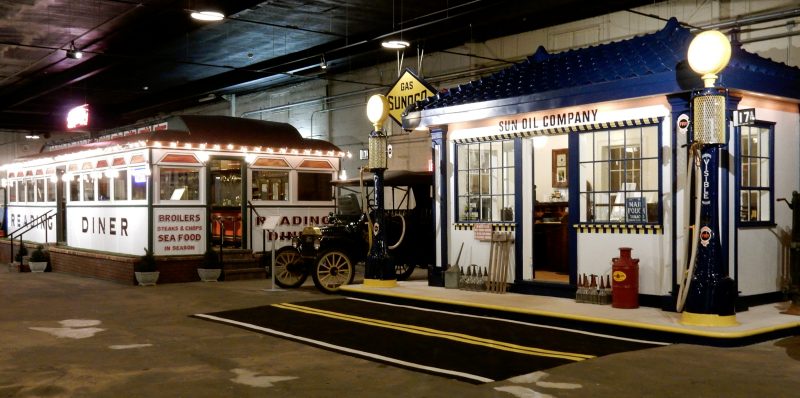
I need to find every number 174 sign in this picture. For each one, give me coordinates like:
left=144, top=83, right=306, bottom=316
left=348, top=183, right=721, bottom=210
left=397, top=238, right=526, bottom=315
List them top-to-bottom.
left=733, top=108, right=756, bottom=126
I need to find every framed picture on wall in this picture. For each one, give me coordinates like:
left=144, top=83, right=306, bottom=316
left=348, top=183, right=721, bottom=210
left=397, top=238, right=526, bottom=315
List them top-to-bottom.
left=552, top=148, right=568, bottom=188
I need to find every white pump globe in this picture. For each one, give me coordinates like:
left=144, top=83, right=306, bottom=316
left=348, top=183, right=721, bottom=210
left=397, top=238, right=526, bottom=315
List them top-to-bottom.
left=687, top=30, right=731, bottom=77
left=366, top=94, right=389, bottom=127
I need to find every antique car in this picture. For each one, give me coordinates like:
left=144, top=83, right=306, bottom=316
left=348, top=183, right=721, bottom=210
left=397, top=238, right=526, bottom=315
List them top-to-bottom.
left=272, top=170, right=434, bottom=293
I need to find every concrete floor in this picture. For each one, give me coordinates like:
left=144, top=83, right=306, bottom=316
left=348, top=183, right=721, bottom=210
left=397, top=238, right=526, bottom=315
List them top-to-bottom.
left=2, top=267, right=799, bottom=397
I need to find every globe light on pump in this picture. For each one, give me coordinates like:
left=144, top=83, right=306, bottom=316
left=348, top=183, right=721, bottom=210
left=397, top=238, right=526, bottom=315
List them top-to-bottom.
left=687, top=30, right=731, bottom=88
left=366, top=94, right=390, bottom=170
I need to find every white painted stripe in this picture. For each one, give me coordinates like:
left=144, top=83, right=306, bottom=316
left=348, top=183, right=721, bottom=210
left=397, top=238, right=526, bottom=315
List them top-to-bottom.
left=346, top=297, right=670, bottom=346
left=193, top=313, right=495, bottom=383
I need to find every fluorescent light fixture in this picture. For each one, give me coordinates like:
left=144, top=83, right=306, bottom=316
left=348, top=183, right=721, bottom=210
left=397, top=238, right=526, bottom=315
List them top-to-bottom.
left=191, top=11, right=224, bottom=21
left=382, top=40, right=410, bottom=49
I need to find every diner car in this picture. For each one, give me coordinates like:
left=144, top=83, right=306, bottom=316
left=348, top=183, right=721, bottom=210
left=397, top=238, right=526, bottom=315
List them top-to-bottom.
left=1, top=115, right=344, bottom=284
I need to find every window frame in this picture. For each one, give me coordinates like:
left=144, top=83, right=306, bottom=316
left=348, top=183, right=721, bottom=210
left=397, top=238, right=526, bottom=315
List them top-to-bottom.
left=735, top=121, right=775, bottom=227
left=577, top=122, right=662, bottom=225
left=454, top=139, right=516, bottom=223
left=157, top=165, right=202, bottom=203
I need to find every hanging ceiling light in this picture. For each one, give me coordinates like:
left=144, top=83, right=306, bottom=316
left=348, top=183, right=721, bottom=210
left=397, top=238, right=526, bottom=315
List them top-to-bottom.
left=190, top=3, right=224, bottom=22
left=381, top=40, right=410, bottom=49
left=66, top=41, right=83, bottom=59
left=320, top=54, right=327, bottom=69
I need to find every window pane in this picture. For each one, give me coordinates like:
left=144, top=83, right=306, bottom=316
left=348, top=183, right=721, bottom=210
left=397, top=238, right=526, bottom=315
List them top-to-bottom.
left=579, top=132, right=593, bottom=162
left=503, top=140, right=515, bottom=167
left=641, top=159, right=658, bottom=190
left=159, top=167, right=199, bottom=201
left=114, top=170, right=128, bottom=201
left=131, top=170, right=147, bottom=200
left=252, top=170, right=289, bottom=201
left=297, top=172, right=332, bottom=201
left=84, top=175, right=96, bottom=201
left=98, top=175, right=110, bottom=201
left=46, top=178, right=56, bottom=202
left=70, top=178, right=80, bottom=201
left=26, top=179, right=34, bottom=202
left=35, top=179, right=44, bottom=202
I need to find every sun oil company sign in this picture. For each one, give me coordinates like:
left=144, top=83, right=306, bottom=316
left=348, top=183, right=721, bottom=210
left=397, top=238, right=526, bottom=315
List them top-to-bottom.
left=386, top=68, right=437, bottom=127
left=153, top=207, right=206, bottom=256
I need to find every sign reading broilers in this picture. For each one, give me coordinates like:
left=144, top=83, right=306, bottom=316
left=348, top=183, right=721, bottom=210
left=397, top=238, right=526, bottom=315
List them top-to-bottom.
left=385, top=68, right=437, bottom=127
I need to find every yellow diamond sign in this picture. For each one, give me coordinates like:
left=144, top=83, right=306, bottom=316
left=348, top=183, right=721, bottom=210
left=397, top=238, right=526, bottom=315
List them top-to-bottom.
left=386, top=69, right=436, bottom=127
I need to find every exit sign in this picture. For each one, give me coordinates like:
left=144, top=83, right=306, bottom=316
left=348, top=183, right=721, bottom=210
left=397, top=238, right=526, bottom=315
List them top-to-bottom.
left=733, top=108, right=756, bottom=126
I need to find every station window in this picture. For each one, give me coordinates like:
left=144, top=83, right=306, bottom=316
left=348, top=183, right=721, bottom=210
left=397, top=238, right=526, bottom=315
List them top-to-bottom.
left=737, top=122, right=774, bottom=225
left=578, top=124, right=660, bottom=224
left=456, top=139, right=515, bottom=222
left=159, top=166, right=200, bottom=201
left=114, top=170, right=128, bottom=201
left=252, top=170, right=289, bottom=201
left=297, top=172, right=333, bottom=201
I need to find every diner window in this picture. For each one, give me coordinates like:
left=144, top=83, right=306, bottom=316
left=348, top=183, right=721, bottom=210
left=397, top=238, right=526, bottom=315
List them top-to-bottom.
left=737, top=123, right=774, bottom=224
left=578, top=124, right=660, bottom=224
left=456, top=140, right=515, bottom=222
left=159, top=166, right=200, bottom=201
left=131, top=168, right=148, bottom=200
left=114, top=170, right=128, bottom=201
left=252, top=170, right=289, bottom=201
left=297, top=172, right=333, bottom=201
left=98, top=173, right=110, bottom=201
left=83, top=174, right=96, bottom=201
left=69, top=176, right=80, bottom=201
left=46, top=177, right=56, bottom=202
left=35, top=178, right=44, bottom=202
left=25, top=179, right=34, bottom=202
left=9, top=181, right=17, bottom=202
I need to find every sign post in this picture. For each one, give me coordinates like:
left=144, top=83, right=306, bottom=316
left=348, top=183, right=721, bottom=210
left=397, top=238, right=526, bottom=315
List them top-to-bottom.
left=261, top=215, right=282, bottom=292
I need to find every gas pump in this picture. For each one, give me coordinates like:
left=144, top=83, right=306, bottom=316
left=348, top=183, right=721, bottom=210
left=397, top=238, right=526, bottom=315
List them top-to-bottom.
left=679, top=30, right=738, bottom=327
left=363, top=94, right=397, bottom=287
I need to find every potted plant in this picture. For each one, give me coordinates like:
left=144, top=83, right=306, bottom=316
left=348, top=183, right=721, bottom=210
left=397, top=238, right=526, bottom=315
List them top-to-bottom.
left=12, top=243, right=28, bottom=272
left=28, top=245, right=48, bottom=273
left=134, top=247, right=159, bottom=286
left=198, top=247, right=222, bottom=282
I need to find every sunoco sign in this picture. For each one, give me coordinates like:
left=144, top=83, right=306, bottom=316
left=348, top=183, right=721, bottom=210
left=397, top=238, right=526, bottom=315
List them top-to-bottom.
left=386, top=68, right=437, bottom=126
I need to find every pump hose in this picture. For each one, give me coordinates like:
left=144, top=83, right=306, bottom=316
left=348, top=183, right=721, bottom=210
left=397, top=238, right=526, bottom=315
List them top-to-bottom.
left=676, top=143, right=703, bottom=312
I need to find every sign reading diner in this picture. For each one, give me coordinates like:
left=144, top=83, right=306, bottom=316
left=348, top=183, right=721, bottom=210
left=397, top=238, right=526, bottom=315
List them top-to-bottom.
left=498, top=108, right=599, bottom=132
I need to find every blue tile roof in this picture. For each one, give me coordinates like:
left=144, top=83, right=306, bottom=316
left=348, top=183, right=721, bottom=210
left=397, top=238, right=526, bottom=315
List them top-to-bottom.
left=407, top=18, right=800, bottom=114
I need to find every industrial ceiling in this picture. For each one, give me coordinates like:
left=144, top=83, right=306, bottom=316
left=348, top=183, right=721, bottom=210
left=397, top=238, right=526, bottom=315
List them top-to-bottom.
left=0, top=0, right=661, bottom=134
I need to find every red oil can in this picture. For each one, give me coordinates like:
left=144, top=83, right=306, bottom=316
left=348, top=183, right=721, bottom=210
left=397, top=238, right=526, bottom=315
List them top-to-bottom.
left=611, top=247, right=639, bottom=309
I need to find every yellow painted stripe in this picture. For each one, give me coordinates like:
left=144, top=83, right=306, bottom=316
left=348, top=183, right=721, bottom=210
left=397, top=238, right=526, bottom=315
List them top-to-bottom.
left=340, top=285, right=800, bottom=339
left=274, top=302, right=594, bottom=361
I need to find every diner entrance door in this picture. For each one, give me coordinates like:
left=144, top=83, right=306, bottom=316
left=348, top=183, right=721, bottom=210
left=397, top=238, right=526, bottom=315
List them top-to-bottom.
left=208, top=158, right=245, bottom=248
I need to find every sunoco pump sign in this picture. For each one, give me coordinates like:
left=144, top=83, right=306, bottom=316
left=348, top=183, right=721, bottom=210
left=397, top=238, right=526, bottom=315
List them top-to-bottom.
left=386, top=69, right=437, bottom=126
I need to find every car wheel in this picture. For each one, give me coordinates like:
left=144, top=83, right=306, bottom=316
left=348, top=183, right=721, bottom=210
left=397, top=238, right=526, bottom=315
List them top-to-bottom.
left=273, top=247, right=308, bottom=288
left=312, top=250, right=355, bottom=294
left=395, top=263, right=416, bottom=281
